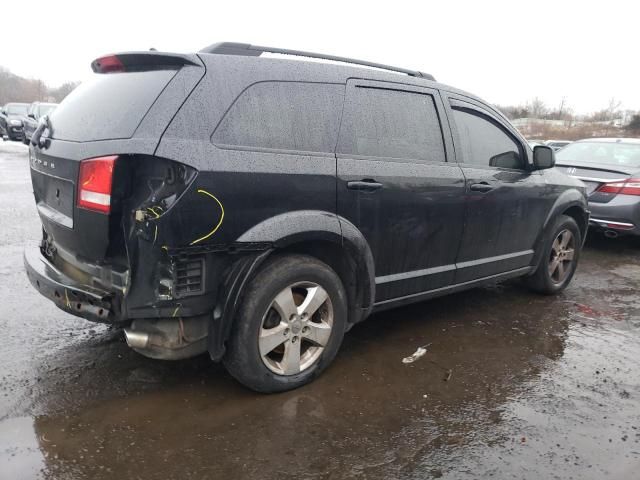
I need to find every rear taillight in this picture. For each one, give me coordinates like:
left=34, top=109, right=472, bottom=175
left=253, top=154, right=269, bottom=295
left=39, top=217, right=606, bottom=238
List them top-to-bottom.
left=77, top=156, right=118, bottom=214
left=596, top=178, right=640, bottom=196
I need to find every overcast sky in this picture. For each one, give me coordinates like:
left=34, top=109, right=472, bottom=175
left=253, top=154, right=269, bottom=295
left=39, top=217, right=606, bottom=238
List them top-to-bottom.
left=3, top=0, right=639, bottom=114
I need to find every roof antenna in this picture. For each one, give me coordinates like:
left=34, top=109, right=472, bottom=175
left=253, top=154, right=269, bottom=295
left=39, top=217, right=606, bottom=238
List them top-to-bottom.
left=149, top=47, right=157, bottom=51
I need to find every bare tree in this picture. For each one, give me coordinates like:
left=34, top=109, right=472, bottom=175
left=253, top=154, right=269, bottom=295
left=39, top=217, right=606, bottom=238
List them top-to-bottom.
left=0, top=65, right=79, bottom=105
left=49, top=82, right=80, bottom=102
left=557, top=96, right=567, bottom=118
left=529, top=97, right=547, bottom=118
left=606, top=97, right=622, bottom=122
left=626, top=114, right=640, bottom=131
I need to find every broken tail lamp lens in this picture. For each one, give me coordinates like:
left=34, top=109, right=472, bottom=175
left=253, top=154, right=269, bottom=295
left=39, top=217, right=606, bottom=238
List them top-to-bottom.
left=77, top=156, right=118, bottom=214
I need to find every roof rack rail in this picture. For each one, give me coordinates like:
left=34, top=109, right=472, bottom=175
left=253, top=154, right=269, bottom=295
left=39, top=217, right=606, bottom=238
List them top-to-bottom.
left=199, top=42, right=435, bottom=81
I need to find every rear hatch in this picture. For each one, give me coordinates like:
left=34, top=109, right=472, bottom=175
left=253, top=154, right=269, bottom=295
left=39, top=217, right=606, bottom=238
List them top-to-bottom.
left=30, top=52, right=204, bottom=266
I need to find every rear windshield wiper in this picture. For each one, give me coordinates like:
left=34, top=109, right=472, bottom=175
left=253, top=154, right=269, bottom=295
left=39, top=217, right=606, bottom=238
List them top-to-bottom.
left=31, top=115, right=52, bottom=149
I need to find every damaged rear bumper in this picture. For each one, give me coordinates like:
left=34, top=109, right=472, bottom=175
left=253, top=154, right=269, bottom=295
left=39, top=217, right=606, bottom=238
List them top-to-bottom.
left=23, top=246, right=115, bottom=322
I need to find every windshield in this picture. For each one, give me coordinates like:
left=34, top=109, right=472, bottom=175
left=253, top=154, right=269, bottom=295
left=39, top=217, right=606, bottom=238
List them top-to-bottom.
left=6, top=104, right=28, bottom=115
left=556, top=141, right=640, bottom=168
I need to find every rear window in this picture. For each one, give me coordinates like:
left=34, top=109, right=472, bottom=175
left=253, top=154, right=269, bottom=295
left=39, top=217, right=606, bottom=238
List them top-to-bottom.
left=50, top=70, right=176, bottom=142
left=212, top=82, right=344, bottom=154
left=556, top=142, right=640, bottom=168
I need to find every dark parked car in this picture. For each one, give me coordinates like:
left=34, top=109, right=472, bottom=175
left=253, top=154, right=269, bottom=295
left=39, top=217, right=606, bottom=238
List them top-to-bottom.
left=24, top=43, right=588, bottom=392
left=0, top=102, right=29, bottom=140
left=23, top=102, right=58, bottom=144
left=556, top=138, right=640, bottom=237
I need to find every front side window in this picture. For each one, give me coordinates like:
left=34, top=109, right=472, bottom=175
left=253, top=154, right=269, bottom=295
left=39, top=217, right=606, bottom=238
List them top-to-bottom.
left=212, top=82, right=344, bottom=154
left=339, top=86, right=446, bottom=163
left=452, top=106, right=524, bottom=169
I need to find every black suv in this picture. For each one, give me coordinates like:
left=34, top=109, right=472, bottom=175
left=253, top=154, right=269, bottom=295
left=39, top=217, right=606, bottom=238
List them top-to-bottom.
left=24, top=43, right=588, bottom=392
left=1, top=102, right=29, bottom=140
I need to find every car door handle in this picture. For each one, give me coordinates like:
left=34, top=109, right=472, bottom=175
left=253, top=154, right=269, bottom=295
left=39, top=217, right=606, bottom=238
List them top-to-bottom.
left=347, top=180, right=383, bottom=192
left=469, top=182, right=494, bottom=193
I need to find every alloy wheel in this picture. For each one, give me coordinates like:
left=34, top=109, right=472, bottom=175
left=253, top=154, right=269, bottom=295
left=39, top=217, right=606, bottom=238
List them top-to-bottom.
left=548, top=229, right=575, bottom=284
left=259, top=282, right=334, bottom=375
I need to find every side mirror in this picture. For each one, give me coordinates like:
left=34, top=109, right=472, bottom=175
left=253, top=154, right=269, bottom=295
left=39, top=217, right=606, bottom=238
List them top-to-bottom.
left=28, top=113, right=36, bottom=119
left=533, top=145, right=555, bottom=170
left=489, top=151, right=522, bottom=169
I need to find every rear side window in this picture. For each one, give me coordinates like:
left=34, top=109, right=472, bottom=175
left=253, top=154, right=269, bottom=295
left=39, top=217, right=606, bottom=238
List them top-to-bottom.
left=50, top=70, right=177, bottom=142
left=212, top=82, right=344, bottom=154
left=339, top=87, right=445, bottom=163
left=451, top=107, right=524, bottom=169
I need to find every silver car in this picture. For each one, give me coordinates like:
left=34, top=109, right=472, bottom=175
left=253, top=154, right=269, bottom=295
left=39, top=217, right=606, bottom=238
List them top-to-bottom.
left=556, top=138, right=640, bottom=237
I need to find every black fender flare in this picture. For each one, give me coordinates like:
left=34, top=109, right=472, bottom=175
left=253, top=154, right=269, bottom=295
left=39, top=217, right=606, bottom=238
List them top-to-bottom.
left=530, top=189, right=589, bottom=271
left=208, top=210, right=375, bottom=361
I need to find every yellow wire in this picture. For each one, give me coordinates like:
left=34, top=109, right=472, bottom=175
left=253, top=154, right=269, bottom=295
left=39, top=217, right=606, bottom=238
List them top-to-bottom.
left=190, top=189, right=225, bottom=245
left=147, top=207, right=160, bottom=219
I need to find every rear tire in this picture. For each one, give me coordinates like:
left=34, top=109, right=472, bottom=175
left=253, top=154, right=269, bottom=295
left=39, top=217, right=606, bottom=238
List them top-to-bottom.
left=525, top=214, right=581, bottom=294
left=223, top=254, right=347, bottom=393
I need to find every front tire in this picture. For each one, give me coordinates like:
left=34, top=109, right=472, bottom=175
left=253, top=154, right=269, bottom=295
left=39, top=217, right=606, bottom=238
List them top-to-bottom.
left=525, top=214, right=581, bottom=294
left=223, top=254, right=347, bottom=393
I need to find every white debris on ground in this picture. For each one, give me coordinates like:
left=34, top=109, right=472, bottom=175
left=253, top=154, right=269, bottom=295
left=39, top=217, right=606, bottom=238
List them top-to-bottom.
left=402, top=343, right=431, bottom=364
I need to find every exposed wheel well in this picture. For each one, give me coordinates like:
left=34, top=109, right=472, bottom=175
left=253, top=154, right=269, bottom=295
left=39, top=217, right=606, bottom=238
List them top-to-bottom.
left=562, top=206, right=588, bottom=241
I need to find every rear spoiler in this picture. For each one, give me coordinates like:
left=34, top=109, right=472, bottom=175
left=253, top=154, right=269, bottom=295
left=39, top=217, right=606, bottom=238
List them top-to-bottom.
left=91, top=52, right=201, bottom=73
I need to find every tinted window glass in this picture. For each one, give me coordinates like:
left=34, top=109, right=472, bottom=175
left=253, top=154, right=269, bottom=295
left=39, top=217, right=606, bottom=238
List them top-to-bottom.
left=50, top=70, right=177, bottom=142
left=212, top=82, right=344, bottom=154
left=341, top=87, right=445, bottom=162
left=452, top=107, right=523, bottom=169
